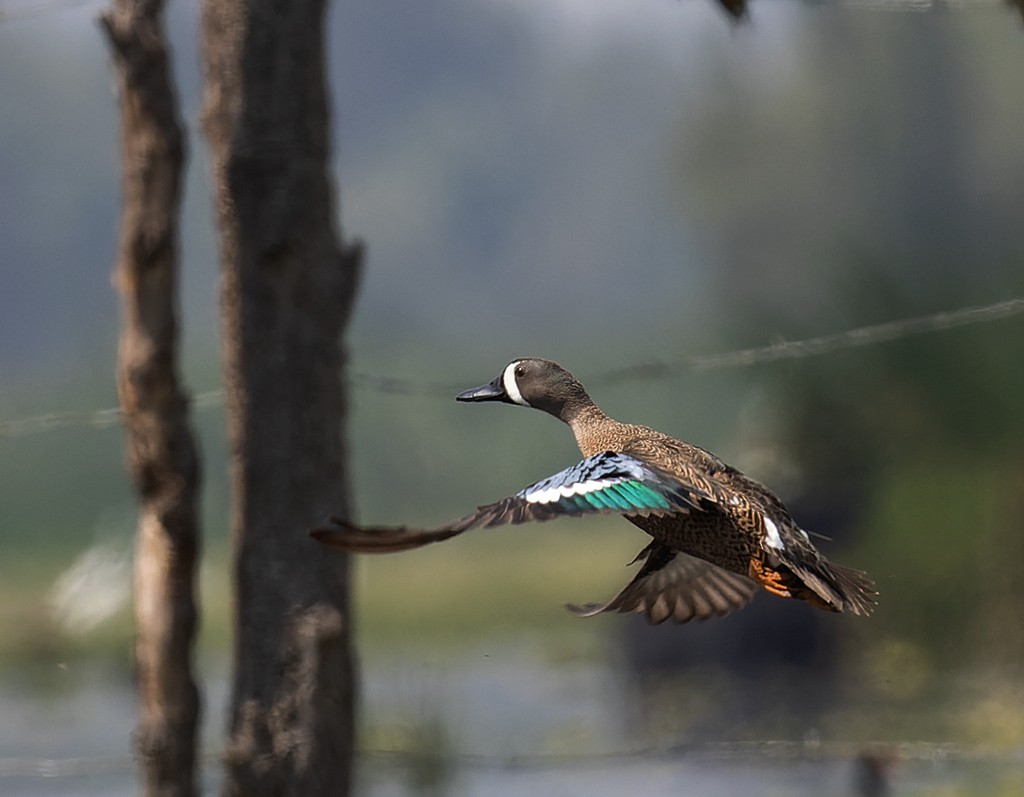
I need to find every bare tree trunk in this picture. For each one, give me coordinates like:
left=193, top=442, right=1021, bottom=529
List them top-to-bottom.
left=199, top=1, right=362, bottom=794
left=101, top=3, right=201, bottom=797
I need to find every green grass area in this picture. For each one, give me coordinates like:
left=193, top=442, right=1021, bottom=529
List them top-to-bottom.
left=4, top=514, right=1024, bottom=757
left=0, top=518, right=641, bottom=663
left=351, top=518, right=641, bottom=645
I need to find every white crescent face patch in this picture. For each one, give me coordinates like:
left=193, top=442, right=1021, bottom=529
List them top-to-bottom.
left=502, top=361, right=529, bottom=407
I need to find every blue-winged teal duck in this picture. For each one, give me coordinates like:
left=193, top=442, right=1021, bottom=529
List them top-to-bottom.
left=313, top=358, right=876, bottom=624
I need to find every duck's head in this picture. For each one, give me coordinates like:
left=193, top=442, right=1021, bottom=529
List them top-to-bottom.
left=456, top=358, right=593, bottom=421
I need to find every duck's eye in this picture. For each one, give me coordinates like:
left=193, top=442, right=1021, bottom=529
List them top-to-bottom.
left=515, top=365, right=526, bottom=378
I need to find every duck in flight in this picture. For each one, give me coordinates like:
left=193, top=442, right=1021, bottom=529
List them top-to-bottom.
left=312, top=358, right=876, bottom=624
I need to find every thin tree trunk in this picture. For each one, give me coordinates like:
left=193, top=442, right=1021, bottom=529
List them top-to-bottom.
left=199, top=1, right=362, bottom=794
left=100, top=3, right=201, bottom=797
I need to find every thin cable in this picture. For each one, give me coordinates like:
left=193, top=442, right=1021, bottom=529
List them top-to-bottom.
left=2, top=296, right=1023, bottom=438
left=687, top=296, right=1024, bottom=370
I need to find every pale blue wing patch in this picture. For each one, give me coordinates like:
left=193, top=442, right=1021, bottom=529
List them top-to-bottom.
left=515, top=451, right=707, bottom=517
left=311, top=452, right=711, bottom=554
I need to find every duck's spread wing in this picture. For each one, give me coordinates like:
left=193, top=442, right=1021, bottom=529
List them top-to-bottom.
left=311, top=451, right=708, bottom=553
left=515, top=451, right=710, bottom=516
left=310, top=517, right=471, bottom=554
left=567, top=542, right=759, bottom=624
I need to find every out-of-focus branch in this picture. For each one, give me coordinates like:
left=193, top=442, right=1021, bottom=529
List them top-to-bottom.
left=100, top=3, right=201, bottom=795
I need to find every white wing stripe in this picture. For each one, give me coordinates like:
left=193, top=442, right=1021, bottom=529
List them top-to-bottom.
left=525, top=478, right=624, bottom=505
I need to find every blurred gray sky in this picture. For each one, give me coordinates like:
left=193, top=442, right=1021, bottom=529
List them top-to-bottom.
left=2, top=0, right=1022, bottom=429
left=0, top=1, right=815, bottom=382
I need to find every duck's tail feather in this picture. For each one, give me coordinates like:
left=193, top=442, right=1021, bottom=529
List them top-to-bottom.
left=791, top=559, right=877, bottom=616
left=827, top=561, right=878, bottom=616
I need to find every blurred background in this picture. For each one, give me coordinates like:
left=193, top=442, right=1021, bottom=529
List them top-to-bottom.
left=2, top=0, right=1023, bottom=794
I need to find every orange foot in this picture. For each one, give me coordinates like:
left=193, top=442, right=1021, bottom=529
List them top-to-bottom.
left=748, top=558, right=793, bottom=599
left=748, top=558, right=839, bottom=612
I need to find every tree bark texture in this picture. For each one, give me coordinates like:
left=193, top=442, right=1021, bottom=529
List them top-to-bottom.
left=199, top=1, right=362, bottom=794
left=101, top=3, right=201, bottom=797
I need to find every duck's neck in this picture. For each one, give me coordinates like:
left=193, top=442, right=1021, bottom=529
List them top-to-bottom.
left=563, top=400, right=615, bottom=457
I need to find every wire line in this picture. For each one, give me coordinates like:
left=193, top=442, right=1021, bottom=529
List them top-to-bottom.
left=2, top=296, right=1023, bottom=438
